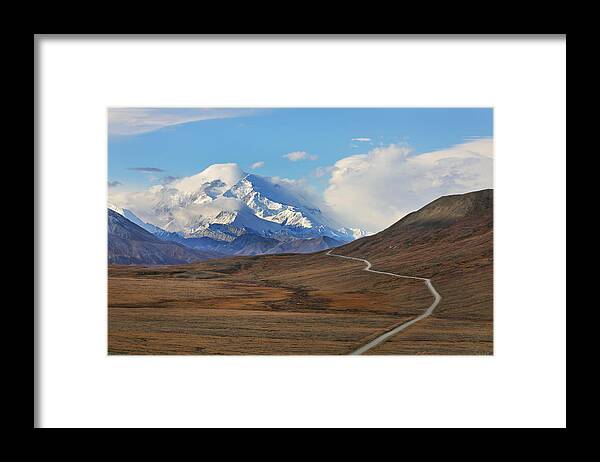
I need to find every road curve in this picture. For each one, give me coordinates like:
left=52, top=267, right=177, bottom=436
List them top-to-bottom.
left=325, top=249, right=442, bottom=355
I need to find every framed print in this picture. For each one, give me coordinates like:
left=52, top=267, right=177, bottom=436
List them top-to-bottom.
left=35, top=35, right=566, bottom=428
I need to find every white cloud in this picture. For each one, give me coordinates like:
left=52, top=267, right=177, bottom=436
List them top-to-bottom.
left=108, top=108, right=258, bottom=136
left=351, top=137, right=372, bottom=142
left=324, top=138, right=493, bottom=233
left=283, top=151, right=318, bottom=162
left=250, top=161, right=265, bottom=169
left=314, top=166, right=334, bottom=178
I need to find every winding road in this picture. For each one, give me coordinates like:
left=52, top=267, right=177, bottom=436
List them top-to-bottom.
left=325, top=249, right=442, bottom=355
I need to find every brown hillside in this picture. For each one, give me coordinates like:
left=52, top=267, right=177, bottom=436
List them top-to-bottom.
left=337, top=189, right=493, bottom=354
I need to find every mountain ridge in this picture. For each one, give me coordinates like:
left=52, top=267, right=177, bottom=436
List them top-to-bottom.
left=108, top=209, right=223, bottom=265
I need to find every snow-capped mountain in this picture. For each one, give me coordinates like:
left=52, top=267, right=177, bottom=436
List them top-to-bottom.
left=109, top=163, right=367, bottom=246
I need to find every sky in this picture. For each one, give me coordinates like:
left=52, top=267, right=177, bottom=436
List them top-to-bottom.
left=108, top=108, right=493, bottom=232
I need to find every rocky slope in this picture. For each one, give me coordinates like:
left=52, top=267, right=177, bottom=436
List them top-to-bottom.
left=108, top=209, right=222, bottom=265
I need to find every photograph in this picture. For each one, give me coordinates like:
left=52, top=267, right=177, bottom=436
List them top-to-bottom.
left=36, top=34, right=566, bottom=429
left=107, top=107, right=494, bottom=355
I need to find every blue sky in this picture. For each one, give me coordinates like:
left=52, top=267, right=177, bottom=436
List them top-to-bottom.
left=108, top=108, right=493, bottom=231
left=108, top=108, right=492, bottom=192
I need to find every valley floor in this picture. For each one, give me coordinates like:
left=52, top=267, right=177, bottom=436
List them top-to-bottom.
left=108, top=250, right=493, bottom=355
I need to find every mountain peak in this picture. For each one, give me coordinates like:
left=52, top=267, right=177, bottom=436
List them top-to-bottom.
left=173, top=163, right=245, bottom=194
left=201, top=163, right=245, bottom=182
left=109, top=164, right=366, bottom=244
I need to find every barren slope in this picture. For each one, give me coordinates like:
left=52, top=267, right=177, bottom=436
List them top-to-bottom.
left=337, top=189, right=493, bottom=354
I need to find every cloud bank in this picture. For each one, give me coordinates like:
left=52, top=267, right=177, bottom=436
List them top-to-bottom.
left=108, top=108, right=258, bottom=136
left=324, top=138, right=493, bottom=232
left=250, top=161, right=265, bottom=169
